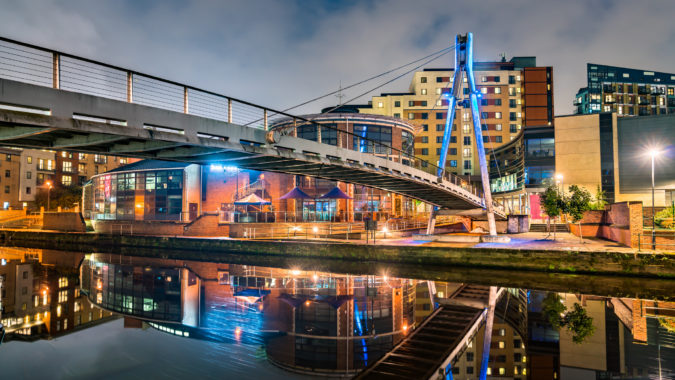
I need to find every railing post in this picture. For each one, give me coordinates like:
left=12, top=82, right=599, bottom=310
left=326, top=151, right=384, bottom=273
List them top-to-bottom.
left=52, top=52, right=60, bottom=89
left=126, top=72, right=133, bottom=103
left=183, top=87, right=188, bottom=114
left=228, top=99, right=233, bottom=123
left=293, top=118, right=298, bottom=137
left=317, top=124, right=322, bottom=144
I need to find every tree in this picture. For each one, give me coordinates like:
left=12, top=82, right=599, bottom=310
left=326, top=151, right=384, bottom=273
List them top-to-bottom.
left=541, top=185, right=564, bottom=239
left=566, top=185, right=593, bottom=242
left=591, top=185, right=607, bottom=211
left=541, top=292, right=595, bottom=344
left=561, top=303, right=596, bottom=344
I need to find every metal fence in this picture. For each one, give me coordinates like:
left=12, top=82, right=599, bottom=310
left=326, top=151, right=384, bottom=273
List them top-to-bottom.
left=0, top=36, right=501, bottom=211
left=637, top=232, right=675, bottom=251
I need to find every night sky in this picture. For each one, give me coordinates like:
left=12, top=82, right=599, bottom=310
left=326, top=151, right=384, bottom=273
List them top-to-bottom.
left=1, top=0, right=674, bottom=115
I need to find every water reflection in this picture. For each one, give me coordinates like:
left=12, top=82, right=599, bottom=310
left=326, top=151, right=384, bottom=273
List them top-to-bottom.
left=0, top=248, right=673, bottom=379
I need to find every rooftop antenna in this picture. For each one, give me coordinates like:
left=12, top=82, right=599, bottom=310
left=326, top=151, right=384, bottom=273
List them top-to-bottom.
left=499, top=52, right=506, bottom=62
left=335, top=81, right=345, bottom=105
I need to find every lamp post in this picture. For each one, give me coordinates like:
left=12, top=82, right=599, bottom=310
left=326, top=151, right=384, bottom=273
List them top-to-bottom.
left=649, top=150, right=661, bottom=250
left=555, top=173, right=564, bottom=197
left=45, top=180, right=53, bottom=211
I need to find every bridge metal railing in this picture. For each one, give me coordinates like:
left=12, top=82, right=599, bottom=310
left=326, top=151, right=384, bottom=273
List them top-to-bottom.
left=0, top=36, right=503, bottom=213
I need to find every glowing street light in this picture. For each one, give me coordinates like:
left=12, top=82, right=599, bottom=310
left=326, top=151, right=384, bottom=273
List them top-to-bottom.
left=647, top=149, right=662, bottom=250
left=44, top=180, right=53, bottom=211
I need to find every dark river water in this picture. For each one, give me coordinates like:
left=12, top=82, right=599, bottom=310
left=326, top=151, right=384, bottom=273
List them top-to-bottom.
left=0, top=247, right=672, bottom=379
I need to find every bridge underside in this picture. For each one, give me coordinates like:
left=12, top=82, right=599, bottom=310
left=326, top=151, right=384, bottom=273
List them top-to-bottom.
left=0, top=78, right=505, bottom=217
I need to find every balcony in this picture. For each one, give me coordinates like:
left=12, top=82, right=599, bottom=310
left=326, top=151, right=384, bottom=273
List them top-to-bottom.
left=637, top=87, right=650, bottom=95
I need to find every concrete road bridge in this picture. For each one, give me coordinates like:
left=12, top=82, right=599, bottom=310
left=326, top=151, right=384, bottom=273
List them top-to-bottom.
left=0, top=37, right=504, bottom=218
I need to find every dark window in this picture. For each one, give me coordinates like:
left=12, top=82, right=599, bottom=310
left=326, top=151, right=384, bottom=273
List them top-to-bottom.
left=508, top=75, right=515, bottom=84
left=494, top=76, right=500, bottom=82
left=420, top=77, right=427, bottom=83
left=436, top=77, right=443, bottom=83
left=463, top=88, right=469, bottom=94
left=481, top=99, right=488, bottom=106
left=494, top=99, right=502, bottom=106
left=509, top=99, right=517, bottom=108
left=394, top=100, right=401, bottom=107
left=408, top=100, right=414, bottom=107
left=421, top=101, right=427, bottom=106
left=436, top=112, right=444, bottom=119
left=481, top=112, right=488, bottom=119
left=510, top=112, right=517, bottom=121
left=393, top=113, right=400, bottom=118
left=420, top=113, right=428, bottom=119
left=353, top=124, right=392, bottom=153
left=422, top=124, right=428, bottom=131
left=436, top=124, right=444, bottom=131
left=482, top=124, right=488, bottom=131
left=510, top=124, right=517, bottom=133
left=421, top=136, right=428, bottom=143
left=436, top=136, right=443, bottom=143
left=450, top=136, right=457, bottom=143
left=463, top=136, right=471, bottom=145
left=483, top=136, right=489, bottom=143
left=496, top=136, right=502, bottom=143
left=421, top=148, right=429, bottom=155
left=436, top=148, right=441, bottom=155
left=449, top=148, right=457, bottom=155
left=5, top=154, right=10, bottom=161
left=449, top=160, right=457, bottom=167
left=463, top=160, right=471, bottom=169
left=4, top=170, right=9, bottom=178
left=26, top=171, right=31, bottom=179
left=3, top=186, right=7, bottom=193
left=26, top=187, right=31, bottom=194
left=514, top=339, right=521, bottom=348
left=467, top=352, right=474, bottom=361
left=467, top=366, right=474, bottom=374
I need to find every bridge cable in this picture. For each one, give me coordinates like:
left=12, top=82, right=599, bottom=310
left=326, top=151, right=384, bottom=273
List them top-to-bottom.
left=242, top=45, right=457, bottom=128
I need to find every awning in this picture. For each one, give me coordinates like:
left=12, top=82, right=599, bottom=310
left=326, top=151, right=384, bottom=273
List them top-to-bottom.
left=319, top=186, right=352, bottom=199
left=279, top=187, right=312, bottom=200
left=234, top=193, right=271, bottom=205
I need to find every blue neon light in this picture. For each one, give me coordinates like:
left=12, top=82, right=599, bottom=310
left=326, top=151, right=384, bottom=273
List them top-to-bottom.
left=353, top=300, right=368, bottom=365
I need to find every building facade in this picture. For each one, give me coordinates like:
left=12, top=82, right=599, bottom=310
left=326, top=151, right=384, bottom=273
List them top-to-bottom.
left=360, top=57, right=553, bottom=179
left=574, top=63, right=675, bottom=116
left=555, top=113, right=675, bottom=206
left=0, top=148, right=22, bottom=209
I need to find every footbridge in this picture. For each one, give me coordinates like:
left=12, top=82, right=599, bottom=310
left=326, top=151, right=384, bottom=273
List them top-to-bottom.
left=0, top=37, right=504, bottom=217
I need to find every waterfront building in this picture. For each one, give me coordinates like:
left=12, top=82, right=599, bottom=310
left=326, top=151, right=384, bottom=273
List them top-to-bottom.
left=574, top=64, right=675, bottom=116
left=84, top=112, right=431, bottom=234
left=555, top=113, right=675, bottom=206
left=18, top=149, right=55, bottom=207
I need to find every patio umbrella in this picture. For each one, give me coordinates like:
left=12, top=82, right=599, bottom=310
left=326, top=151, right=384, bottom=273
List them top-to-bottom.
left=279, top=186, right=312, bottom=200
left=319, top=186, right=352, bottom=199
left=234, top=193, right=271, bottom=205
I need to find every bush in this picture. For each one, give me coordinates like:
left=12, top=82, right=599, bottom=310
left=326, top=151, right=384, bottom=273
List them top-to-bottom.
left=655, top=207, right=675, bottom=229
left=540, top=292, right=595, bottom=344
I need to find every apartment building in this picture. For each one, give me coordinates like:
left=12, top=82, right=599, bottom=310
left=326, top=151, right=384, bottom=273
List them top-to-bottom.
left=360, top=57, right=553, bottom=178
left=575, top=64, right=675, bottom=116
left=0, top=148, right=22, bottom=209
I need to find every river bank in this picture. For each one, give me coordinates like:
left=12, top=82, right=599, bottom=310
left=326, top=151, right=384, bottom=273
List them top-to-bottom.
left=1, top=230, right=673, bottom=279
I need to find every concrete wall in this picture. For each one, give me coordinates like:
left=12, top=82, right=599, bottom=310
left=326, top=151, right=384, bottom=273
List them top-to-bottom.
left=555, top=114, right=602, bottom=195
left=42, top=212, right=86, bottom=232
left=471, top=220, right=508, bottom=234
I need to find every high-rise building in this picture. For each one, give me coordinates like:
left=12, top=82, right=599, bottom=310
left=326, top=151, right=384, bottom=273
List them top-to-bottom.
left=360, top=57, right=553, bottom=179
left=574, top=64, right=675, bottom=116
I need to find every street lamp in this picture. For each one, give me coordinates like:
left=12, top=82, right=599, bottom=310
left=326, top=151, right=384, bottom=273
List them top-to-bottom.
left=648, top=149, right=662, bottom=250
left=555, top=173, right=564, bottom=196
left=44, top=180, right=53, bottom=211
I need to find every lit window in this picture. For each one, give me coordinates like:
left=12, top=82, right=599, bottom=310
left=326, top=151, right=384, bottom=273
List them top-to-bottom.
left=623, top=73, right=629, bottom=78
left=516, top=75, right=521, bottom=81
left=481, top=76, right=487, bottom=82
left=481, top=87, right=488, bottom=94
left=494, top=87, right=502, bottom=94
left=508, top=87, right=516, bottom=96
left=436, top=88, right=441, bottom=95
left=421, top=89, right=427, bottom=95
left=436, top=100, right=442, bottom=106
left=377, top=102, right=383, bottom=108
left=463, top=112, right=470, bottom=121
left=495, top=112, right=502, bottom=119
left=463, top=124, right=471, bottom=134
left=495, top=124, right=502, bottom=131
left=463, top=148, right=472, bottom=157
left=62, top=175, right=72, bottom=186
left=58, top=277, right=68, bottom=288
left=58, top=290, right=68, bottom=303
left=74, top=301, right=80, bottom=312
left=57, top=305, right=62, bottom=317
left=63, top=318, right=68, bottom=330
left=499, top=328, right=505, bottom=336
left=499, top=341, right=505, bottom=348
left=487, top=368, right=492, bottom=375
left=499, top=368, right=505, bottom=375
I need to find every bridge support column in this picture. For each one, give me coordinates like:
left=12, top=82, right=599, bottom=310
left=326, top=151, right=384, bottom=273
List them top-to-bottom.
left=425, top=208, right=436, bottom=235
left=479, top=286, right=498, bottom=380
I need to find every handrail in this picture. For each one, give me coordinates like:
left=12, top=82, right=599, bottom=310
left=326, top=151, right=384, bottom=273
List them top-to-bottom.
left=0, top=36, right=502, bottom=211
